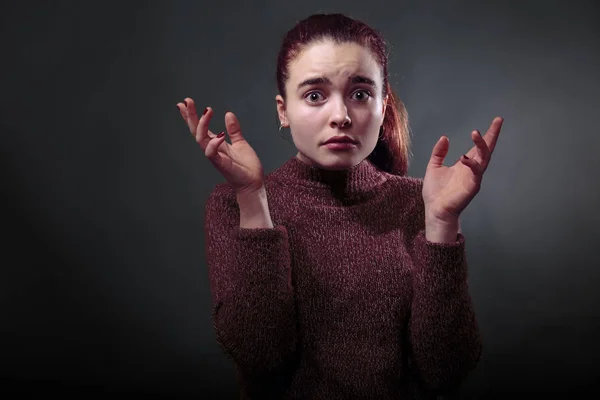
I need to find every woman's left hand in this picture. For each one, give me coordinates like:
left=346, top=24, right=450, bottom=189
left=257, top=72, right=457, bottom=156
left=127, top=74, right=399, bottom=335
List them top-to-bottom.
left=422, top=117, right=504, bottom=225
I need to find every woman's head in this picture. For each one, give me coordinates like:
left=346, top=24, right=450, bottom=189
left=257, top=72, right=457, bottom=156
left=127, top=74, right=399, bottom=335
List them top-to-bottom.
left=275, top=13, right=411, bottom=175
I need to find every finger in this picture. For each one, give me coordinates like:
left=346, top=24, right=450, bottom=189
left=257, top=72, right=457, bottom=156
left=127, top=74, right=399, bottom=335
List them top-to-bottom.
left=183, top=98, right=201, bottom=135
left=176, top=102, right=186, bottom=120
left=196, top=106, right=216, bottom=149
left=224, top=112, right=245, bottom=144
left=483, top=116, right=503, bottom=154
left=471, top=129, right=491, bottom=168
left=205, top=132, right=227, bottom=169
left=427, top=136, right=450, bottom=168
left=460, top=154, right=485, bottom=176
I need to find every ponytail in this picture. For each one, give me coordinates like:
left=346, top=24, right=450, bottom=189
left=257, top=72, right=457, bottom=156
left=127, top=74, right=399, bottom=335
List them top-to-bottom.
left=367, top=82, right=412, bottom=176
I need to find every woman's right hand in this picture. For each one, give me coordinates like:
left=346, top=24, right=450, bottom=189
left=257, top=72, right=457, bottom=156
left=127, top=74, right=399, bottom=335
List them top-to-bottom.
left=177, top=97, right=265, bottom=195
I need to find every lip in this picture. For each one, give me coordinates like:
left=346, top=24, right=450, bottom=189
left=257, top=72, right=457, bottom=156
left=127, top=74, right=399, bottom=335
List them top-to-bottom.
left=323, top=136, right=358, bottom=145
left=324, top=142, right=357, bottom=150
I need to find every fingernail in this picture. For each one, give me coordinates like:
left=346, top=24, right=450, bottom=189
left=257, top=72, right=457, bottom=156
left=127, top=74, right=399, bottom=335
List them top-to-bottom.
left=183, top=100, right=188, bottom=107
left=203, top=108, right=208, bottom=116
left=217, top=131, right=225, bottom=138
left=463, top=154, right=469, bottom=159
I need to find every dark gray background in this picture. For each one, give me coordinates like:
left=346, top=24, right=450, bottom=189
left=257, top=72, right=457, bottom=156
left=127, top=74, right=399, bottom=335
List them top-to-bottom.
left=1, top=0, right=599, bottom=398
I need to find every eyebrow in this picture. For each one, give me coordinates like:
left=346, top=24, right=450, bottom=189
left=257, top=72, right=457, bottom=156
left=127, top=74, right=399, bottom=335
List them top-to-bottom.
left=296, top=75, right=377, bottom=91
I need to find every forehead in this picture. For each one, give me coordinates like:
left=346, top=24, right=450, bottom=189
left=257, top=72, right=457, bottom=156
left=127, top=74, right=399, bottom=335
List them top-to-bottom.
left=288, top=41, right=382, bottom=84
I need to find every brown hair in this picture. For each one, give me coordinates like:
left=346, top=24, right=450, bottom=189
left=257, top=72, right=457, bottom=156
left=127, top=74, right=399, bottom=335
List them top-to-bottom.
left=276, top=13, right=412, bottom=176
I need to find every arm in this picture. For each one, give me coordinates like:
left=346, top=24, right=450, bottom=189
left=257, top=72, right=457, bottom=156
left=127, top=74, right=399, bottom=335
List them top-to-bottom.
left=408, top=116, right=502, bottom=394
left=204, top=184, right=298, bottom=381
left=406, top=204, right=482, bottom=393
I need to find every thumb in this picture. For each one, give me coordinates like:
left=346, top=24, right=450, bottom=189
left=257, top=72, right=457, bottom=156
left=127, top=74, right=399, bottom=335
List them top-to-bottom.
left=224, top=112, right=245, bottom=144
left=428, top=136, right=449, bottom=168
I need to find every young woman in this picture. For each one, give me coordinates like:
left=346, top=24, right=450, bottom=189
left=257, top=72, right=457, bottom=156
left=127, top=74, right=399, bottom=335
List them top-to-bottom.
left=177, top=13, right=503, bottom=399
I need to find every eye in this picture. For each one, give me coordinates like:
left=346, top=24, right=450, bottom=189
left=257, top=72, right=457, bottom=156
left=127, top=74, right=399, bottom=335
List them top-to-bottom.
left=351, top=89, right=372, bottom=102
left=305, top=91, right=324, bottom=103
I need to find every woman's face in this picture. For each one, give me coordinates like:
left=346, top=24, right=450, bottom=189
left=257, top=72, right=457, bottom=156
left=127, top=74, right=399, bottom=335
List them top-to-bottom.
left=276, top=40, right=387, bottom=171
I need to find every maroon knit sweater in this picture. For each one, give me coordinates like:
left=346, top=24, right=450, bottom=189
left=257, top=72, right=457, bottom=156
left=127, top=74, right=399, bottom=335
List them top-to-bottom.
left=204, top=156, right=481, bottom=399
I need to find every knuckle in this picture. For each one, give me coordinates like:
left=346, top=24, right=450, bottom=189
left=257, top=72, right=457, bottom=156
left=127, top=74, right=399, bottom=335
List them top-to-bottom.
left=227, top=125, right=241, bottom=136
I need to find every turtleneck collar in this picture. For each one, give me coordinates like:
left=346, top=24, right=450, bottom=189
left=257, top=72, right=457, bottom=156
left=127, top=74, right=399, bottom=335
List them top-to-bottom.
left=269, top=156, right=389, bottom=203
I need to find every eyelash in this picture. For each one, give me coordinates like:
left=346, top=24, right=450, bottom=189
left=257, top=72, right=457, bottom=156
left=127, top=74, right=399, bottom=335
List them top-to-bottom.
left=304, top=89, right=372, bottom=103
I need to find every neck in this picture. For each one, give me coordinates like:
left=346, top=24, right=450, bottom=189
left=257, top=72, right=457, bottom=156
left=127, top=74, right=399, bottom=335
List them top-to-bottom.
left=270, top=155, right=390, bottom=205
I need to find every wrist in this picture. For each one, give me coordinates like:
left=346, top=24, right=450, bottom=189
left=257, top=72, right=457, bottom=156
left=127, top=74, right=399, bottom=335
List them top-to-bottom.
left=236, top=184, right=266, bottom=201
left=236, top=186, right=274, bottom=229
left=425, top=216, right=460, bottom=243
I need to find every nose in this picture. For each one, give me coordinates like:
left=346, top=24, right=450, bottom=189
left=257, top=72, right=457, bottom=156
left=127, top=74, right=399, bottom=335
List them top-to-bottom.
left=329, top=97, right=352, bottom=129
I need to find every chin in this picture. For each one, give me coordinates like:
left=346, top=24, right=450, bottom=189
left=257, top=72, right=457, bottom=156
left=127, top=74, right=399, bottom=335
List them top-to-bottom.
left=299, top=151, right=364, bottom=170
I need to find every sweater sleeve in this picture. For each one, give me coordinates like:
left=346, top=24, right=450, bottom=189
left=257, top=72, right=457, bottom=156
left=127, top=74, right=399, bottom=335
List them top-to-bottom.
left=405, top=183, right=482, bottom=394
left=203, top=184, right=298, bottom=382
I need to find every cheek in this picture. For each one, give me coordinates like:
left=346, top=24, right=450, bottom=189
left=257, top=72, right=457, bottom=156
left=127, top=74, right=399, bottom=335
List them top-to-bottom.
left=288, top=99, right=383, bottom=128
left=371, top=101, right=386, bottom=125
left=289, top=102, right=325, bottom=125
left=293, top=104, right=315, bottom=119
left=354, top=105, right=382, bottom=126
left=287, top=109, right=312, bottom=136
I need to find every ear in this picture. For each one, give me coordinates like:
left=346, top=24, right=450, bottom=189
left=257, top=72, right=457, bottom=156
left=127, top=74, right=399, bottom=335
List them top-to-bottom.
left=381, top=94, right=388, bottom=125
left=276, top=95, right=289, bottom=127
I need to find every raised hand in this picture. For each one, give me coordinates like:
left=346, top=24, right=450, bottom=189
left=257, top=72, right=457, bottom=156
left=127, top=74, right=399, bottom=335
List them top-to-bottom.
left=176, top=98, right=265, bottom=195
left=422, top=117, right=504, bottom=224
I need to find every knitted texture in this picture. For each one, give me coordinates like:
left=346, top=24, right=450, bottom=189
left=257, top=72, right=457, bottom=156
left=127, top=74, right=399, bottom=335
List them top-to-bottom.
left=204, top=157, right=481, bottom=399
